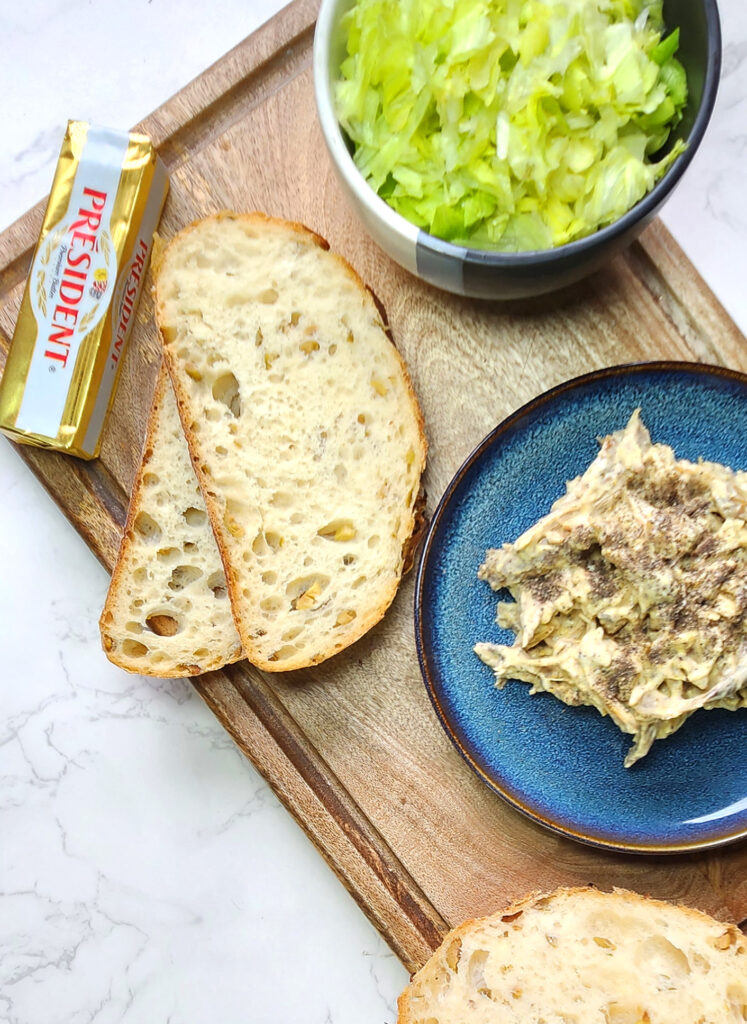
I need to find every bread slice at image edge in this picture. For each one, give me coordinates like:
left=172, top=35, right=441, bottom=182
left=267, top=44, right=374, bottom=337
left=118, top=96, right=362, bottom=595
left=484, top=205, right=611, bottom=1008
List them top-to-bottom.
left=155, top=211, right=427, bottom=672
left=100, top=365, right=243, bottom=677
left=398, top=886, right=747, bottom=1024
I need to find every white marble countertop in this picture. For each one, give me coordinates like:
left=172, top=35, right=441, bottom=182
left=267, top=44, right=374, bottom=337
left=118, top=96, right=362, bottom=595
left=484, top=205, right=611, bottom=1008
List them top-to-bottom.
left=0, top=3, right=745, bottom=1021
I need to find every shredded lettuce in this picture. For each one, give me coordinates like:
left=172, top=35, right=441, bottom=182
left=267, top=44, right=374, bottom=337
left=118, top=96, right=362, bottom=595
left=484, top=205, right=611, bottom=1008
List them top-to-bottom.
left=336, top=0, right=688, bottom=251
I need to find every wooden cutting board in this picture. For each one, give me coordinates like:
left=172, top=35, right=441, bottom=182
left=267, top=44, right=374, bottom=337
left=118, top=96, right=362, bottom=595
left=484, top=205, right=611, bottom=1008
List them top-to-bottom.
left=1, top=0, right=745, bottom=973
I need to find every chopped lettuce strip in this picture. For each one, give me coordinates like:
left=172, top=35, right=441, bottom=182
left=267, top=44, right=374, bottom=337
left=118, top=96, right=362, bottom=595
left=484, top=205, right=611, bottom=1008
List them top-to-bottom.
left=336, top=0, right=688, bottom=251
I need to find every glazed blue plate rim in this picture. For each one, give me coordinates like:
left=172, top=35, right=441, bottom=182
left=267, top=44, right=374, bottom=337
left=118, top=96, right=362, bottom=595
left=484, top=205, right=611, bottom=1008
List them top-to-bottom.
left=414, top=361, right=747, bottom=855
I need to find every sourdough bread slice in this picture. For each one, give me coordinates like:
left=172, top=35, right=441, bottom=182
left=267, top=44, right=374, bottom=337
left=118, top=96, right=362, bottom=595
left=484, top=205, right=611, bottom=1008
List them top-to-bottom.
left=155, top=212, right=427, bottom=671
left=100, top=366, right=242, bottom=676
left=398, top=886, right=747, bottom=1024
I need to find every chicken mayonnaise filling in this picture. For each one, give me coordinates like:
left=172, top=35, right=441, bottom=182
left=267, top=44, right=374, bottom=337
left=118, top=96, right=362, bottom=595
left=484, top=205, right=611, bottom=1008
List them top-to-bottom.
left=475, top=410, right=747, bottom=767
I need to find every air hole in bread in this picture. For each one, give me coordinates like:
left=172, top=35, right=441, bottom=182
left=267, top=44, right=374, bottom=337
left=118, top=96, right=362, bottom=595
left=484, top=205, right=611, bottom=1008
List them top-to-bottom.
left=259, top=287, right=278, bottom=304
left=225, top=291, right=254, bottom=308
left=255, top=327, right=263, bottom=346
left=300, top=340, right=320, bottom=355
left=329, top=343, right=337, bottom=355
left=185, top=365, right=202, bottom=382
left=212, top=372, right=241, bottom=417
left=206, top=407, right=222, bottom=423
left=357, top=413, right=367, bottom=424
left=216, top=445, right=228, bottom=456
left=353, top=445, right=365, bottom=460
left=334, top=463, right=347, bottom=483
left=143, top=472, right=159, bottom=487
left=271, top=491, right=293, bottom=508
left=223, top=496, right=244, bottom=517
left=183, top=506, right=207, bottom=527
left=223, top=510, right=244, bottom=538
left=133, top=512, right=162, bottom=543
left=290, top=512, right=303, bottom=524
left=318, top=519, right=357, bottom=542
left=252, top=532, right=268, bottom=556
left=368, top=534, right=380, bottom=548
left=184, top=541, right=197, bottom=552
left=157, top=547, right=181, bottom=562
left=342, top=554, right=356, bottom=566
left=303, top=556, right=312, bottom=567
left=168, top=565, right=203, bottom=591
left=207, top=571, right=227, bottom=598
left=262, top=571, right=278, bottom=585
left=287, top=574, right=331, bottom=608
left=352, top=575, right=367, bottom=589
left=260, top=596, right=283, bottom=614
left=335, top=609, right=356, bottom=627
left=146, top=613, right=181, bottom=637
left=125, top=621, right=143, bottom=634
left=282, top=625, right=304, bottom=642
left=122, top=639, right=148, bottom=658
left=267, top=644, right=297, bottom=662
left=193, top=648, right=210, bottom=659
left=635, top=936, right=691, bottom=979
left=445, top=937, right=462, bottom=971
left=467, top=949, right=489, bottom=991
left=691, top=952, right=711, bottom=973
left=726, top=985, right=747, bottom=1020
left=604, top=1003, right=648, bottom=1024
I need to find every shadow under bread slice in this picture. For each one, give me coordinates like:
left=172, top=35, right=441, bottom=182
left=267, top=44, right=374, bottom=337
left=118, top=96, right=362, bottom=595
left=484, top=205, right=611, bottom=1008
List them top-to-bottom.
left=155, top=212, right=427, bottom=672
left=100, top=365, right=242, bottom=676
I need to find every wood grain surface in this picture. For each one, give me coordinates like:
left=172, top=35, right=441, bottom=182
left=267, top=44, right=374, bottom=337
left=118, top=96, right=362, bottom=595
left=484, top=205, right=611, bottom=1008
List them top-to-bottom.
left=1, top=0, right=745, bottom=974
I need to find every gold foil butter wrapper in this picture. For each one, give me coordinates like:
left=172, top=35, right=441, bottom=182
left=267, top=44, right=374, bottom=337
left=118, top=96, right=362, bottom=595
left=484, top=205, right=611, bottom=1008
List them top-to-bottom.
left=0, top=121, right=169, bottom=459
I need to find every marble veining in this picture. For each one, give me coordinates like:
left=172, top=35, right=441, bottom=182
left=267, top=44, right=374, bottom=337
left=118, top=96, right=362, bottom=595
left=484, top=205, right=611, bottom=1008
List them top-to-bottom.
left=0, top=1, right=746, bottom=1021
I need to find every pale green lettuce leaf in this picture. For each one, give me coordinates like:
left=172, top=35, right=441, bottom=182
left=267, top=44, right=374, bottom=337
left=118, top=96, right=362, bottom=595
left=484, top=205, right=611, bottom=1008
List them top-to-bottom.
left=336, top=0, right=688, bottom=251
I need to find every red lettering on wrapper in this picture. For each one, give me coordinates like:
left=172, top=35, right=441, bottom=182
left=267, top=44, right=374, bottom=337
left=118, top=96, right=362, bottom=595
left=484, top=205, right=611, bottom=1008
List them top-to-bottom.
left=44, top=185, right=110, bottom=369
left=111, top=238, right=149, bottom=365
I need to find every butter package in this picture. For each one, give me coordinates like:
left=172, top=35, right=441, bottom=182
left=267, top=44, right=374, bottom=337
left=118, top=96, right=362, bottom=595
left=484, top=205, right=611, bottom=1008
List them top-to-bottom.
left=0, top=121, right=169, bottom=459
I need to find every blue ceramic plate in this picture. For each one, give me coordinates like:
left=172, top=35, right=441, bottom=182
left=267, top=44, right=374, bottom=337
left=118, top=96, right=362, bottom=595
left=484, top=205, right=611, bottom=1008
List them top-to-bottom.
left=415, top=363, right=747, bottom=853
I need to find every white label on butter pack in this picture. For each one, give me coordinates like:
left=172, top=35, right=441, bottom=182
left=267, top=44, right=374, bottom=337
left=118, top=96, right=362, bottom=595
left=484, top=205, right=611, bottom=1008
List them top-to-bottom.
left=15, top=126, right=129, bottom=440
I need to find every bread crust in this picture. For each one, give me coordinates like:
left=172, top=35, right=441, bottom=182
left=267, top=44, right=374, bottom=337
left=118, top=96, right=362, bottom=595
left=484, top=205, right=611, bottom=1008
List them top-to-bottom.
left=154, top=211, right=428, bottom=672
left=397, top=885, right=747, bottom=1024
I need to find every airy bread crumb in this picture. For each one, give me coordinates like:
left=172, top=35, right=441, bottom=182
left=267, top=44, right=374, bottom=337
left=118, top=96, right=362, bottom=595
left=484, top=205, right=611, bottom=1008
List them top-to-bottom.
left=155, top=212, right=427, bottom=672
left=100, top=366, right=242, bottom=676
left=399, top=887, right=747, bottom=1024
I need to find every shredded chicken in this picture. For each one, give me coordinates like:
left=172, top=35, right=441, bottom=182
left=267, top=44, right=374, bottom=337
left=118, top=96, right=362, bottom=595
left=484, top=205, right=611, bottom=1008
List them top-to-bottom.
left=475, top=410, right=747, bottom=766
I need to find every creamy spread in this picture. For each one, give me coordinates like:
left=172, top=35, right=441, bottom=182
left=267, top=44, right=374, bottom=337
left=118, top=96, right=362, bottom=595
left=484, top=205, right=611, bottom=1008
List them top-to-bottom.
left=475, top=410, right=747, bottom=766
